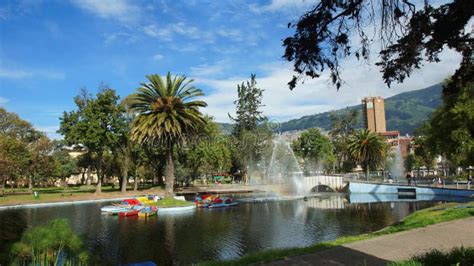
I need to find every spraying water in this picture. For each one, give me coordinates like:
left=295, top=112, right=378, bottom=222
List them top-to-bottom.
left=265, top=135, right=304, bottom=195
left=389, top=143, right=403, bottom=181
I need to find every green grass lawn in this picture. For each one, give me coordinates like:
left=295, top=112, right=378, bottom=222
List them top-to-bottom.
left=147, top=198, right=194, bottom=208
left=199, top=201, right=474, bottom=266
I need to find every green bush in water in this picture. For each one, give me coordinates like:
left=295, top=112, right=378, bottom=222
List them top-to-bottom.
left=10, top=219, right=88, bottom=265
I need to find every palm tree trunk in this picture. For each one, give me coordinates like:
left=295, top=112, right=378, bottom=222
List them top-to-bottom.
left=164, top=148, right=174, bottom=198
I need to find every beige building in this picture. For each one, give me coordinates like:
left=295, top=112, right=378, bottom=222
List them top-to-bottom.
left=362, top=96, right=386, bottom=133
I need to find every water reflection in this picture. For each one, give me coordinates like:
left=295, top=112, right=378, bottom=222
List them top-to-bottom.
left=348, top=193, right=472, bottom=203
left=0, top=196, right=463, bottom=265
left=0, top=209, right=27, bottom=262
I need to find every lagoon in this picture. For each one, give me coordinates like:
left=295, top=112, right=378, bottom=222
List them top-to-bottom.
left=0, top=195, right=456, bottom=265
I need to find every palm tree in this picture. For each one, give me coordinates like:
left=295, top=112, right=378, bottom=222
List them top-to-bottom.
left=129, top=73, right=207, bottom=198
left=347, top=129, right=386, bottom=180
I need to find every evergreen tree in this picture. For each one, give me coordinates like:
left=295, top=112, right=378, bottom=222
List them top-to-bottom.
left=229, top=74, right=265, bottom=135
left=228, top=75, right=270, bottom=182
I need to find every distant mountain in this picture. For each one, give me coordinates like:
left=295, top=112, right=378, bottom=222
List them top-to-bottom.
left=218, top=83, right=443, bottom=135
left=217, top=122, right=234, bottom=135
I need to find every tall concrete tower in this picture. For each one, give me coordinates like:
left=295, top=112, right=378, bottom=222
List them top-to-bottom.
left=361, top=96, right=386, bottom=133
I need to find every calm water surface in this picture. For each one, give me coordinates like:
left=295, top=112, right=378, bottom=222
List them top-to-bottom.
left=0, top=196, right=443, bottom=265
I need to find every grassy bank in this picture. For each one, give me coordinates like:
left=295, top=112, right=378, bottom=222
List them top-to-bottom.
left=0, top=185, right=165, bottom=207
left=148, top=198, right=194, bottom=207
left=200, top=201, right=474, bottom=266
left=390, top=247, right=474, bottom=266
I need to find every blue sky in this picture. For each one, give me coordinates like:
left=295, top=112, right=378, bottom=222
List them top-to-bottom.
left=0, top=0, right=460, bottom=139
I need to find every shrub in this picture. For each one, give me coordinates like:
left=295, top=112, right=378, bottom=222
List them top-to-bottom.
left=10, top=219, right=88, bottom=265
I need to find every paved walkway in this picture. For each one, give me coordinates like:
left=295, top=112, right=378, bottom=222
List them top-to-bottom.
left=266, top=217, right=474, bottom=265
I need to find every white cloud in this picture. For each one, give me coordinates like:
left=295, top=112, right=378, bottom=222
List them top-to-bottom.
left=71, top=0, right=141, bottom=23
left=250, top=0, right=314, bottom=13
left=143, top=22, right=213, bottom=43
left=171, top=22, right=200, bottom=38
left=143, top=24, right=173, bottom=41
left=217, top=28, right=243, bottom=42
left=103, top=32, right=138, bottom=46
left=170, top=44, right=200, bottom=53
left=197, top=49, right=461, bottom=124
left=152, top=54, right=164, bottom=61
left=190, top=60, right=229, bottom=77
left=0, top=67, right=65, bottom=80
left=0, top=68, right=31, bottom=79
left=0, top=97, right=9, bottom=106
left=36, top=125, right=62, bottom=140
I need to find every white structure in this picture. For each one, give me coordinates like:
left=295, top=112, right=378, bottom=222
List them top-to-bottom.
left=302, top=175, right=344, bottom=193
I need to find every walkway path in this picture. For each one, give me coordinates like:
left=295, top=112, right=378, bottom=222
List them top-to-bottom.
left=266, top=217, right=474, bottom=265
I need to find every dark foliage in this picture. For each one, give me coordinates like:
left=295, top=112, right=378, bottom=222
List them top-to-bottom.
left=284, top=0, right=473, bottom=90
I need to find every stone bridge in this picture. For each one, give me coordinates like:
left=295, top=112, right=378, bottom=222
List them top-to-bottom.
left=302, top=175, right=344, bottom=193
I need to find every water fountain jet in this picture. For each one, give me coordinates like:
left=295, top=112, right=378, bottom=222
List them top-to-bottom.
left=265, top=134, right=304, bottom=195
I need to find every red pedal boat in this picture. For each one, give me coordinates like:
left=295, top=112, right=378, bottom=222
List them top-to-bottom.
left=118, top=209, right=140, bottom=217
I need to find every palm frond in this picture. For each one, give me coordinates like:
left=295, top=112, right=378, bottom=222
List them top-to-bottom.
left=129, top=72, right=207, bottom=147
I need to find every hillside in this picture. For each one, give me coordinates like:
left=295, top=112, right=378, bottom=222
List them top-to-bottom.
left=218, top=83, right=443, bottom=135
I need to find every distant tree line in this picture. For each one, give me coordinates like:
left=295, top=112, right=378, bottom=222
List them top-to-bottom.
left=1, top=71, right=471, bottom=197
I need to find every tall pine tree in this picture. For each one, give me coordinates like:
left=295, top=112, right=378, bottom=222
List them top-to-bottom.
left=229, top=74, right=270, bottom=183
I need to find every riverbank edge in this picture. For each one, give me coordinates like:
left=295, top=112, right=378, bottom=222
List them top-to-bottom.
left=0, top=188, right=166, bottom=210
left=0, top=197, right=132, bottom=210
left=199, top=201, right=474, bottom=266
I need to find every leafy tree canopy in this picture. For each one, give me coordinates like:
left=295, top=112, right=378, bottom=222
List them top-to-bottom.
left=424, top=80, right=474, bottom=166
left=59, top=86, right=127, bottom=193
left=59, top=87, right=127, bottom=153
left=0, top=107, right=40, bottom=143
left=184, top=117, right=232, bottom=179
left=293, top=128, right=335, bottom=173
left=293, top=128, right=334, bottom=163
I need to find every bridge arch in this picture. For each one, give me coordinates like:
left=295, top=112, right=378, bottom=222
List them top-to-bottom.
left=303, top=175, right=344, bottom=193
left=310, top=185, right=335, bottom=193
